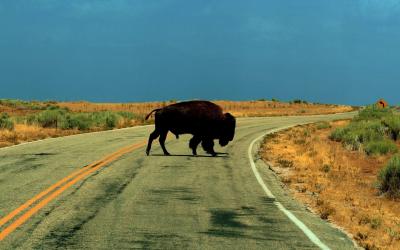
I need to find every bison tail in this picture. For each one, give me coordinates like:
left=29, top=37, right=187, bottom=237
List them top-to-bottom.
left=145, top=108, right=162, bottom=120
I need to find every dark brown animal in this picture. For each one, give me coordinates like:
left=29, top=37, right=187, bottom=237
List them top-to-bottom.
left=145, top=100, right=236, bottom=156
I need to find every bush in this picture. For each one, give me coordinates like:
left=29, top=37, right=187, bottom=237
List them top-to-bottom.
left=0, top=99, right=45, bottom=110
left=291, top=99, right=308, bottom=104
left=292, top=99, right=302, bottom=104
left=356, top=105, right=393, bottom=121
left=24, top=109, right=134, bottom=131
left=32, top=109, right=66, bottom=128
left=117, top=111, right=136, bottom=120
left=89, top=112, right=120, bottom=129
left=0, top=113, right=14, bottom=130
left=105, top=113, right=118, bottom=129
left=60, top=114, right=92, bottom=130
left=382, top=116, right=400, bottom=141
left=330, top=120, right=386, bottom=151
left=316, top=122, right=331, bottom=130
left=330, top=127, right=346, bottom=141
left=364, top=140, right=398, bottom=155
left=378, top=155, right=400, bottom=197
left=321, top=164, right=331, bottom=173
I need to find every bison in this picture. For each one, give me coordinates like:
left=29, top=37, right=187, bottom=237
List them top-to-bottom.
left=145, top=100, right=236, bottom=156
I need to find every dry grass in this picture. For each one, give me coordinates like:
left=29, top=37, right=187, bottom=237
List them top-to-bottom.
left=58, top=100, right=354, bottom=117
left=0, top=104, right=41, bottom=116
left=261, top=121, right=400, bottom=250
left=0, top=124, right=80, bottom=148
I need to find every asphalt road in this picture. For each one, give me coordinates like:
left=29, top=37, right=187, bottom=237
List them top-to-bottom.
left=0, top=113, right=357, bottom=249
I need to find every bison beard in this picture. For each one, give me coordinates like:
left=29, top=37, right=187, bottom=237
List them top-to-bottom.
left=145, top=100, right=236, bottom=156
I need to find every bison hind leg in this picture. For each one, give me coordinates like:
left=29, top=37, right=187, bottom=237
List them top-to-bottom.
left=146, top=130, right=160, bottom=156
left=159, top=130, right=170, bottom=156
left=189, top=136, right=201, bottom=156
left=201, top=139, right=217, bottom=157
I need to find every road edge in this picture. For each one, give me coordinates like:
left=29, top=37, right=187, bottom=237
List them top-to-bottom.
left=248, top=125, right=332, bottom=250
left=249, top=125, right=360, bottom=250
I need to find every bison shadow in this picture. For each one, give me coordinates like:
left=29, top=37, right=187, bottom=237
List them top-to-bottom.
left=148, top=153, right=229, bottom=158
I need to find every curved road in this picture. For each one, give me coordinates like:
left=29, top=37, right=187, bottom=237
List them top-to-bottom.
left=0, top=113, right=357, bottom=249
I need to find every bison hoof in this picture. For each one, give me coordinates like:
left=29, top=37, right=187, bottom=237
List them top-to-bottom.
left=146, top=151, right=150, bottom=156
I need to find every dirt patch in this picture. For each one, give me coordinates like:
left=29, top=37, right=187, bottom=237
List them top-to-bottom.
left=261, top=121, right=400, bottom=250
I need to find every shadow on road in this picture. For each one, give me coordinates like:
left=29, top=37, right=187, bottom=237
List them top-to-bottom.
left=148, top=153, right=229, bottom=158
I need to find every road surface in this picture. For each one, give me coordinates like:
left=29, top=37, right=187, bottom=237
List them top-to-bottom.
left=0, top=113, right=357, bottom=249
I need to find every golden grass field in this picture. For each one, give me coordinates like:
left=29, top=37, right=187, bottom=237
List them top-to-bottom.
left=0, top=100, right=354, bottom=148
left=57, top=100, right=354, bottom=117
left=261, top=121, right=400, bottom=250
left=0, top=124, right=80, bottom=148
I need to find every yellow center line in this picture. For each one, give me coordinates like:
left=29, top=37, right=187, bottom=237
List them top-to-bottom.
left=0, top=140, right=147, bottom=241
left=0, top=143, right=135, bottom=228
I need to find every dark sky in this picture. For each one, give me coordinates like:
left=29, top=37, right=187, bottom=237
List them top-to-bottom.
left=1, top=0, right=399, bottom=105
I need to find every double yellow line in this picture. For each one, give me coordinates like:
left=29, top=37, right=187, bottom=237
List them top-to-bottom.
left=0, top=140, right=147, bottom=241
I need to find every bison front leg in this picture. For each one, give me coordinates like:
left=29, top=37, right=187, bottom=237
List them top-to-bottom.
left=146, top=130, right=160, bottom=156
left=159, top=130, right=170, bottom=156
left=189, top=136, right=201, bottom=156
left=201, top=139, right=217, bottom=157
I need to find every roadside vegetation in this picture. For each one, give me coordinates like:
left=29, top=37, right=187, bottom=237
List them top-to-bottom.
left=0, top=98, right=354, bottom=148
left=0, top=100, right=149, bottom=147
left=261, top=104, right=400, bottom=249
left=329, top=105, right=400, bottom=198
left=330, top=105, right=398, bottom=155
left=24, top=107, right=142, bottom=130
left=0, top=113, right=14, bottom=130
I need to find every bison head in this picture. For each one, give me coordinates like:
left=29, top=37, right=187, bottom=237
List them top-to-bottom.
left=219, top=113, right=236, bottom=146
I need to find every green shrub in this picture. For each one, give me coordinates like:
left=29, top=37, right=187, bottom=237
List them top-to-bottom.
left=0, top=99, right=45, bottom=110
left=291, top=99, right=308, bottom=104
left=292, top=99, right=302, bottom=104
left=46, top=105, right=63, bottom=111
left=356, top=105, right=393, bottom=121
left=23, top=109, right=134, bottom=131
left=33, top=109, right=66, bottom=128
left=117, top=111, right=136, bottom=120
left=89, top=112, right=120, bottom=129
left=0, top=113, right=14, bottom=130
left=105, top=113, right=118, bottom=129
left=60, top=114, right=92, bottom=130
left=382, top=116, right=400, bottom=141
left=330, top=120, right=386, bottom=151
left=316, top=121, right=331, bottom=130
left=329, top=127, right=347, bottom=141
left=364, top=140, right=398, bottom=155
left=378, top=155, right=400, bottom=197
left=277, top=159, right=294, bottom=168
left=321, top=164, right=331, bottom=173
left=370, top=217, right=382, bottom=229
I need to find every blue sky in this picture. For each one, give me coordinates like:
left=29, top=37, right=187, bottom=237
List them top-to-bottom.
left=1, top=0, right=399, bottom=105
